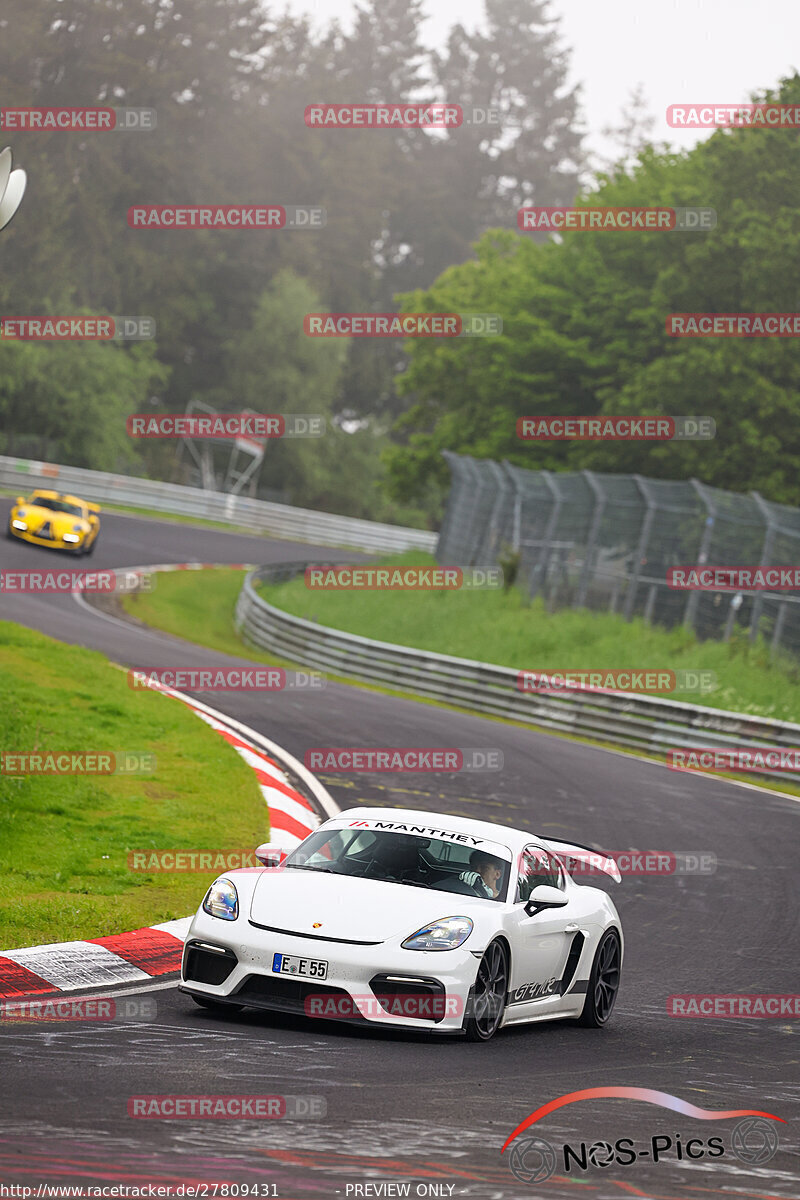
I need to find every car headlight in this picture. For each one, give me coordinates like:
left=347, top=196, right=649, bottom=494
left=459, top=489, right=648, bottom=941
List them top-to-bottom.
left=11, top=519, right=27, bottom=530
left=62, top=533, right=80, bottom=543
left=202, top=877, right=239, bottom=921
left=402, top=915, right=473, bottom=951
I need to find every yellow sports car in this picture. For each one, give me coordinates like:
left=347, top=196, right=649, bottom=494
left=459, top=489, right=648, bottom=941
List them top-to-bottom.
left=7, top=490, right=101, bottom=555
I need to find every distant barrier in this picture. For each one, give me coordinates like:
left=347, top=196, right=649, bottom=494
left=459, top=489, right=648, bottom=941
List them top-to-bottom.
left=0, top=455, right=436, bottom=554
left=234, top=563, right=800, bottom=784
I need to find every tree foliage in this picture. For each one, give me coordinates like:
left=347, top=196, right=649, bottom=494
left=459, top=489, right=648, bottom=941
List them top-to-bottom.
left=387, top=74, right=800, bottom=508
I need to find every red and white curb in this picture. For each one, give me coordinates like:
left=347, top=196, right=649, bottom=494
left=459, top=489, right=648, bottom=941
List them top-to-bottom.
left=1, top=583, right=338, bottom=999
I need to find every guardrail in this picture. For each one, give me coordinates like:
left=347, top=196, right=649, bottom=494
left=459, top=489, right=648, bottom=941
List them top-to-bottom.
left=0, top=455, right=437, bottom=554
left=235, top=562, right=800, bottom=784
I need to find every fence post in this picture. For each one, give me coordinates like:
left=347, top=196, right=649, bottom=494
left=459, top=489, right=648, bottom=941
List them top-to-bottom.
left=481, top=459, right=512, bottom=564
left=509, top=466, right=522, bottom=553
left=575, top=470, right=605, bottom=608
left=528, top=472, right=562, bottom=601
left=623, top=476, right=656, bottom=622
left=683, top=480, right=716, bottom=633
left=749, top=492, right=776, bottom=643
left=643, top=584, right=658, bottom=624
left=723, top=594, right=743, bottom=641
left=771, top=601, right=788, bottom=660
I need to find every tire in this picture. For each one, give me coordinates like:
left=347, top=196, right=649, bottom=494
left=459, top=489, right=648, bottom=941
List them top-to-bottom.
left=84, top=536, right=97, bottom=556
left=578, top=929, right=621, bottom=1027
left=463, top=939, right=508, bottom=1041
left=191, top=994, right=244, bottom=1014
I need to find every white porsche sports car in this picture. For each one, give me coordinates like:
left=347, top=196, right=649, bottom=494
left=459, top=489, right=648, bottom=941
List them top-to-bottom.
left=180, top=807, right=623, bottom=1040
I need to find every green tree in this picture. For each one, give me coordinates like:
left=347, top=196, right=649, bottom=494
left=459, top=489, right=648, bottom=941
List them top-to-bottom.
left=386, top=73, right=800, bottom=510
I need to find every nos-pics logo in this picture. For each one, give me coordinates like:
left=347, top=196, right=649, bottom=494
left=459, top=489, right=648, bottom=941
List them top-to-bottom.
left=0, top=148, right=26, bottom=230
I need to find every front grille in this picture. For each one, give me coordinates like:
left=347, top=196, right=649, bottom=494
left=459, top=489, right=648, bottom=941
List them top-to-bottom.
left=183, top=941, right=237, bottom=986
left=368, top=973, right=447, bottom=1023
left=234, top=974, right=356, bottom=1019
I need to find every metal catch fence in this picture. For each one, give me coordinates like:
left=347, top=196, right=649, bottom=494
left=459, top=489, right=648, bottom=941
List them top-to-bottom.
left=437, top=453, right=800, bottom=659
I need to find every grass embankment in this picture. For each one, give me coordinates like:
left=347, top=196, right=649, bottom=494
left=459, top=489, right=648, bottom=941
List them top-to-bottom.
left=257, top=552, right=799, bottom=723
left=121, top=556, right=799, bottom=722
left=123, top=567, right=287, bottom=666
left=0, top=620, right=269, bottom=949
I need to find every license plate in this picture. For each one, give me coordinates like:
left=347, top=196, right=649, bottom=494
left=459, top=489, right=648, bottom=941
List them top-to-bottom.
left=272, top=952, right=328, bottom=980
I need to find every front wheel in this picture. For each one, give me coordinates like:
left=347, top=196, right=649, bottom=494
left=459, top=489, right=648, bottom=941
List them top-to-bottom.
left=578, top=929, right=621, bottom=1027
left=463, top=939, right=508, bottom=1041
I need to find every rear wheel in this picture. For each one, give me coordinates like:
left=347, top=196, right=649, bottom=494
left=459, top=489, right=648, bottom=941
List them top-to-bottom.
left=578, top=930, right=621, bottom=1027
left=463, top=939, right=508, bottom=1041
left=191, top=994, right=244, bottom=1014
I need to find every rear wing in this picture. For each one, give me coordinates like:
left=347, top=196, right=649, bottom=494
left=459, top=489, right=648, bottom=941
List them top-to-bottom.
left=541, top=837, right=621, bottom=883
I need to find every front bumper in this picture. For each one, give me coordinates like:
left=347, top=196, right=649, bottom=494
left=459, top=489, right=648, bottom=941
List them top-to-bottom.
left=8, top=526, right=85, bottom=552
left=180, top=910, right=479, bottom=1034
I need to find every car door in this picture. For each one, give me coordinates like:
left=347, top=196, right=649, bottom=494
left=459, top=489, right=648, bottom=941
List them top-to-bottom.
left=505, top=844, right=577, bottom=1010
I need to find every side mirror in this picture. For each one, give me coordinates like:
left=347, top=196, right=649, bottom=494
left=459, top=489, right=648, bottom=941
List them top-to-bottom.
left=15, top=496, right=24, bottom=506
left=255, top=843, right=288, bottom=868
left=524, top=884, right=569, bottom=917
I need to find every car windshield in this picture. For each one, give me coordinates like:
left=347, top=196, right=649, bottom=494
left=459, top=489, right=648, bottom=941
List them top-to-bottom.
left=29, top=496, right=83, bottom=517
left=284, top=827, right=511, bottom=902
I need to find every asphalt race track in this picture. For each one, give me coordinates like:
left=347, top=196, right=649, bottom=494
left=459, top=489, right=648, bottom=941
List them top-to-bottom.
left=2, top=502, right=798, bottom=1199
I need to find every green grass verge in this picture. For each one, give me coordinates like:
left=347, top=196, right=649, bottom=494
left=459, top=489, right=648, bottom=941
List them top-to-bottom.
left=255, top=551, right=800, bottom=723
left=121, top=558, right=800, bottom=722
left=118, top=561, right=800, bottom=798
left=123, top=567, right=288, bottom=666
left=0, top=620, right=269, bottom=949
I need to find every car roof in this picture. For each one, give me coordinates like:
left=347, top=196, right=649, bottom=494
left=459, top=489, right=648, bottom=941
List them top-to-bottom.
left=29, top=490, right=85, bottom=505
left=332, top=806, right=538, bottom=853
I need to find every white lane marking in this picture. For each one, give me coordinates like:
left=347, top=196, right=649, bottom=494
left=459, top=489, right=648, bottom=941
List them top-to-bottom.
left=2, top=942, right=150, bottom=989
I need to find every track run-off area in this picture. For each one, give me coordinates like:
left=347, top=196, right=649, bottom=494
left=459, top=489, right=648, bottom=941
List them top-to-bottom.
left=1, top=501, right=797, bottom=1199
